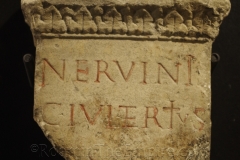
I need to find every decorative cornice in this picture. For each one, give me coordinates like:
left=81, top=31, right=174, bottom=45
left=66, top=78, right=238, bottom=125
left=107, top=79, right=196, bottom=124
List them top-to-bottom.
left=22, top=0, right=231, bottom=42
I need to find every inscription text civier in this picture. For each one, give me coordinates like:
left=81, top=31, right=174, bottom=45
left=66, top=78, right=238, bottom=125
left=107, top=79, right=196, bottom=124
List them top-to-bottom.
left=43, top=102, right=205, bottom=131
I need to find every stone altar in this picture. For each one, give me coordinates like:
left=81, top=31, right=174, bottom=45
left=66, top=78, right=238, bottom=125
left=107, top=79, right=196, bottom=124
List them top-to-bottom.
left=21, top=0, right=231, bottom=159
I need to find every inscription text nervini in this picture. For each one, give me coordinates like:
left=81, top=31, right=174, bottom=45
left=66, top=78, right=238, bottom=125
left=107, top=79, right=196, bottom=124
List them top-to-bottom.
left=40, top=56, right=194, bottom=86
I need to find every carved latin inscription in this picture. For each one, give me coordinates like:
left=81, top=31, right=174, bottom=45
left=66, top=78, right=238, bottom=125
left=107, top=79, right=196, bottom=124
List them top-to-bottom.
left=22, top=0, right=230, bottom=159
left=39, top=56, right=194, bottom=86
left=41, top=59, right=65, bottom=87
left=76, top=60, right=89, bottom=83
left=95, top=60, right=115, bottom=83
left=114, top=61, right=135, bottom=82
left=158, top=62, right=181, bottom=84
left=163, top=101, right=180, bottom=129
left=42, top=102, right=205, bottom=130
left=80, top=104, right=104, bottom=125
left=119, top=106, right=137, bottom=127
left=144, top=107, right=162, bottom=128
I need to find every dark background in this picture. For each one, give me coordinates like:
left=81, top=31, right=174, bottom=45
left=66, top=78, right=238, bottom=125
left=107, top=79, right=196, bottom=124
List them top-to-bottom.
left=0, top=0, right=239, bottom=159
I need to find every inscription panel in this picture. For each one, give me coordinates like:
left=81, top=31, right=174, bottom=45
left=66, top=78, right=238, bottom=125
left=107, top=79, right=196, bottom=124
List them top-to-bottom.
left=34, top=39, right=211, bottom=159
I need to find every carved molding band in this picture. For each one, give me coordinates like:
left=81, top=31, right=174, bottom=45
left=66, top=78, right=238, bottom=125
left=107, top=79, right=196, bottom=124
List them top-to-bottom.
left=23, top=1, right=231, bottom=41
left=41, top=33, right=210, bottom=42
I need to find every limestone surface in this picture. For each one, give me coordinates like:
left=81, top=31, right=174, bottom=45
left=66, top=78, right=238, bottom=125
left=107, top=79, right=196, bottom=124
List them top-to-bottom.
left=22, top=0, right=231, bottom=159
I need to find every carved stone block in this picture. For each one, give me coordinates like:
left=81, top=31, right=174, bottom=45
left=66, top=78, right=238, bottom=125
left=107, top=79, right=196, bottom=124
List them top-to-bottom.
left=22, top=0, right=231, bottom=159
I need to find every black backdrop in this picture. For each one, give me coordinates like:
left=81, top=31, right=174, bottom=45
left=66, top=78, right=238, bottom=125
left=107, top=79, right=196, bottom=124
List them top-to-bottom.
left=0, top=0, right=239, bottom=159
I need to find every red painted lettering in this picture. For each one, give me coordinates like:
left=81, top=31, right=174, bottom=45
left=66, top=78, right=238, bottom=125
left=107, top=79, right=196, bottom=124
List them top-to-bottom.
left=187, top=55, right=193, bottom=85
left=41, top=59, right=65, bottom=87
left=76, top=60, right=89, bottom=83
left=95, top=60, right=115, bottom=83
left=114, top=61, right=135, bottom=81
left=142, top=62, right=147, bottom=84
left=158, top=62, right=181, bottom=84
left=163, top=101, right=180, bottom=129
left=80, top=104, right=104, bottom=125
left=119, top=106, right=137, bottom=127
left=143, top=107, right=162, bottom=128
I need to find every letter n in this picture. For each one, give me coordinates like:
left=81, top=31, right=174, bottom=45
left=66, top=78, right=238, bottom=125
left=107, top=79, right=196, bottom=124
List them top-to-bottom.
left=41, top=59, right=65, bottom=87
left=158, top=62, right=181, bottom=84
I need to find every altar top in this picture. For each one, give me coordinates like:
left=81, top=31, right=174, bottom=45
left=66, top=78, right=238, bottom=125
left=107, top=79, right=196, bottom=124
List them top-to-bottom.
left=22, top=0, right=230, bottom=8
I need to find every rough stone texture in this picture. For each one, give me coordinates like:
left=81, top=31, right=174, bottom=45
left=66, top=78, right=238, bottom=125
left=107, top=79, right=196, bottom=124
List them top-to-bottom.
left=21, top=0, right=231, bottom=159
